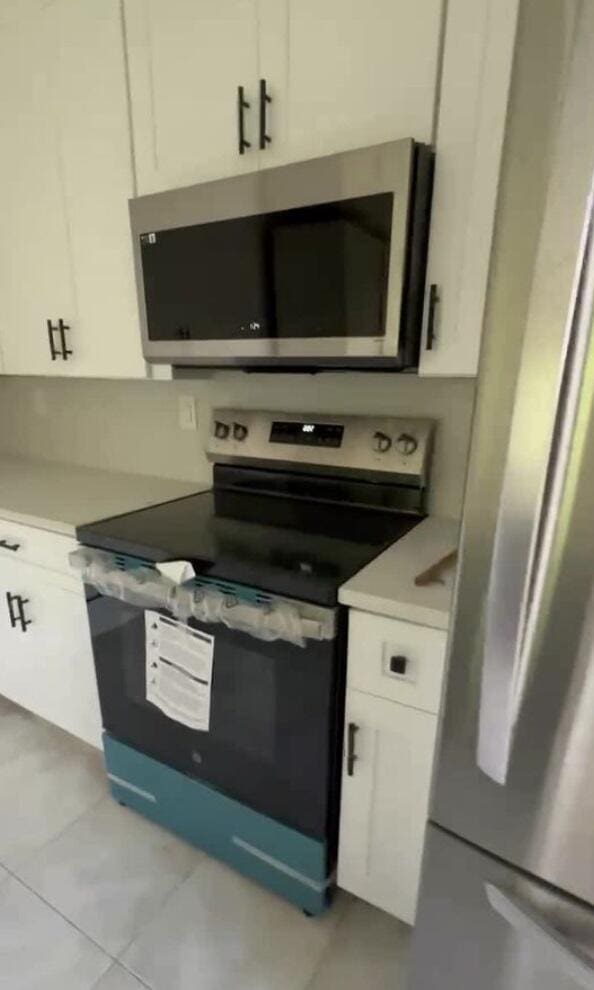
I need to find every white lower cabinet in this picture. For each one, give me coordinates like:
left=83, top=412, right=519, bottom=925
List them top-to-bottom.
left=0, top=555, right=101, bottom=749
left=338, top=608, right=447, bottom=923
left=338, top=688, right=437, bottom=924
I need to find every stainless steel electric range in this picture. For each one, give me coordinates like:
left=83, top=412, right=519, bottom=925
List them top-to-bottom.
left=74, top=409, right=433, bottom=915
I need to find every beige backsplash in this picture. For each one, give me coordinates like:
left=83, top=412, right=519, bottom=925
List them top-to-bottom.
left=0, top=373, right=476, bottom=519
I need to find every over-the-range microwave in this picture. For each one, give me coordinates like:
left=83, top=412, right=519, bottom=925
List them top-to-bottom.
left=130, top=139, right=434, bottom=371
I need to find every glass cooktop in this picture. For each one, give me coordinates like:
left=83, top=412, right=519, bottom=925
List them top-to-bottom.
left=76, top=488, right=422, bottom=606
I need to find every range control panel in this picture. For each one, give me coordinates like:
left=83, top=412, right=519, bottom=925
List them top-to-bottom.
left=208, top=409, right=435, bottom=485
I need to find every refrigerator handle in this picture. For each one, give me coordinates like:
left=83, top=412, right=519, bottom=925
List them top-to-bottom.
left=477, top=174, right=594, bottom=785
left=486, top=883, right=594, bottom=989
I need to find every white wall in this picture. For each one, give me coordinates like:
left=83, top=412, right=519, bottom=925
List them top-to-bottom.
left=0, top=372, right=475, bottom=518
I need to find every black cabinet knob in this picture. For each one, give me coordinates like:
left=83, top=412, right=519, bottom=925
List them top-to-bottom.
left=389, top=655, right=408, bottom=675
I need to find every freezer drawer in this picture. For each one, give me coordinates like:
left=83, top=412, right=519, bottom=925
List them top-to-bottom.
left=409, top=825, right=594, bottom=990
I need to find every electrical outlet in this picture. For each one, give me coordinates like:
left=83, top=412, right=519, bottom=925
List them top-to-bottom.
left=178, top=395, right=197, bottom=431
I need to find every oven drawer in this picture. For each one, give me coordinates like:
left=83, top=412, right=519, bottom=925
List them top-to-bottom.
left=0, top=517, right=77, bottom=578
left=347, top=609, right=447, bottom=714
left=103, top=733, right=331, bottom=917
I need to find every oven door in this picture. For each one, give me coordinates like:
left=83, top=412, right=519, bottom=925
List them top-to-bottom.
left=86, top=588, right=344, bottom=841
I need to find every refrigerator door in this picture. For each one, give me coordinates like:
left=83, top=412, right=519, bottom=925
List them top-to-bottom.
left=431, top=0, right=594, bottom=905
left=410, top=825, right=594, bottom=990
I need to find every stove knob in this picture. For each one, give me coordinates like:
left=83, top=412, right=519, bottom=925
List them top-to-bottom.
left=214, top=420, right=230, bottom=440
left=233, top=422, right=249, bottom=441
left=373, top=431, right=392, bottom=453
left=396, top=433, right=418, bottom=456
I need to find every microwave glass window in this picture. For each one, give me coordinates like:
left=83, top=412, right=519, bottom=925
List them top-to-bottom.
left=141, top=193, right=393, bottom=342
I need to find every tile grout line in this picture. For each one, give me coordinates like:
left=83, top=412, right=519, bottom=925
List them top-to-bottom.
left=4, top=788, right=108, bottom=882
left=1, top=797, right=205, bottom=985
left=2, top=826, right=197, bottom=987
left=112, top=847, right=210, bottom=971
left=2, top=867, right=121, bottom=965
left=302, top=895, right=353, bottom=990
left=89, top=960, right=152, bottom=990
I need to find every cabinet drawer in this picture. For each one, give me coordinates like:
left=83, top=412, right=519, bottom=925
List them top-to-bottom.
left=0, top=517, right=77, bottom=578
left=347, top=610, right=447, bottom=713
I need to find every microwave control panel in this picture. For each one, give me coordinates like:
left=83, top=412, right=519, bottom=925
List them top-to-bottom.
left=207, top=409, right=434, bottom=485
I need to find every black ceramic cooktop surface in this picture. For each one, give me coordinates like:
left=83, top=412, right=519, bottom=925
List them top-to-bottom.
left=76, top=489, right=421, bottom=606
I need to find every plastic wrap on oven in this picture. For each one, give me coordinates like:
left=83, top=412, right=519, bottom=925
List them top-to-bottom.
left=70, top=548, right=336, bottom=647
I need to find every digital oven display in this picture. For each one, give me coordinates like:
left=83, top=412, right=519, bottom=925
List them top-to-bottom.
left=269, top=421, right=344, bottom=448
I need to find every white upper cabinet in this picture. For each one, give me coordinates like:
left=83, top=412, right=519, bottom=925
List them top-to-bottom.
left=0, top=0, right=145, bottom=379
left=125, top=0, right=261, bottom=194
left=125, top=0, right=444, bottom=194
left=258, top=0, right=443, bottom=167
left=418, top=0, right=520, bottom=377
left=0, top=12, right=75, bottom=376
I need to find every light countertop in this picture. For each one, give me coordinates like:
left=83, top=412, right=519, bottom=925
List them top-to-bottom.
left=0, top=455, right=206, bottom=536
left=339, top=516, right=460, bottom=630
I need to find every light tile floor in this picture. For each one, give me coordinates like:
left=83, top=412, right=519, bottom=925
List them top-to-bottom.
left=0, top=695, right=411, bottom=989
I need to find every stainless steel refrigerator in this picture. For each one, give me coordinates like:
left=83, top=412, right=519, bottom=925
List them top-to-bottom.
left=410, top=1, right=594, bottom=987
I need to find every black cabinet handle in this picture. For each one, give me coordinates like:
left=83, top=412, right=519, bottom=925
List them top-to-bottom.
left=259, top=78, right=272, bottom=150
left=237, top=85, right=251, bottom=155
left=425, top=284, right=440, bottom=351
left=47, top=318, right=72, bottom=360
left=58, top=318, right=72, bottom=360
left=47, top=319, right=60, bottom=360
left=0, top=539, right=20, bottom=552
left=6, top=592, right=31, bottom=632
left=6, top=592, right=17, bottom=629
left=17, top=596, right=32, bottom=631
left=347, top=722, right=359, bottom=776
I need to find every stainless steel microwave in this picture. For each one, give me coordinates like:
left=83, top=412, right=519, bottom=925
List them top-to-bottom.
left=130, top=139, right=433, bottom=370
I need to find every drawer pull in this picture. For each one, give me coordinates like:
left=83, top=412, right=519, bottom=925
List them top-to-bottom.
left=0, top=539, right=20, bottom=552
left=389, top=655, right=408, bottom=676
left=347, top=722, right=359, bottom=776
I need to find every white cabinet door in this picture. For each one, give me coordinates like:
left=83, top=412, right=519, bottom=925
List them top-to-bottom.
left=0, top=0, right=145, bottom=380
left=47, top=0, right=146, bottom=379
left=125, top=0, right=260, bottom=194
left=258, top=0, right=443, bottom=168
left=418, top=0, right=520, bottom=377
left=0, top=12, right=76, bottom=376
left=0, top=558, right=101, bottom=749
left=338, top=688, right=438, bottom=924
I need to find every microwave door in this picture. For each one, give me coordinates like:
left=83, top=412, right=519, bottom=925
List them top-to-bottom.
left=271, top=205, right=389, bottom=342
left=140, top=216, right=270, bottom=344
